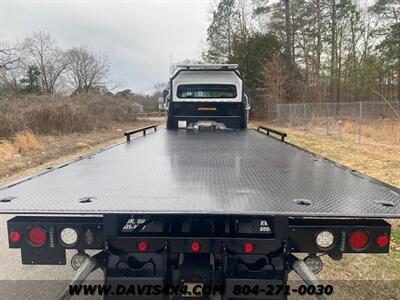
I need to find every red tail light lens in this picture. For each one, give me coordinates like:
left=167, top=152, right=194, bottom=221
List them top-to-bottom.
left=28, top=226, right=47, bottom=246
left=9, top=230, right=21, bottom=243
left=348, top=230, right=369, bottom=250
left=376, top=235, right=390, bottom=248
left=137, top=241, right=149, bottom=252
left=191, top=241, right=201, bottom=252
left=243, top=241, right=255, bottom=253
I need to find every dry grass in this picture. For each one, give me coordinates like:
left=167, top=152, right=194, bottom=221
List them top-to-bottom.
left=0, top=94, right=139, bottom=138
left=0, top=94, right=141, bottom=163
left=284, top=117, right=400, bottom=145
left=341, top=118, right=400, bottom=144
left=0, top=131, right=41, bottom=162
left=13, top=131, right=41, bottom=152
left=0, top=140, right=15, bottom=162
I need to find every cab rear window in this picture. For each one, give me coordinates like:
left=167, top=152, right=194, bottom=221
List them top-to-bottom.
left=177, top=84, right=237, bottom=99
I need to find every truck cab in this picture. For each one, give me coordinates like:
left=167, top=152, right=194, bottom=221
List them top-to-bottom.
left=164, top=64, right=250, bottom=130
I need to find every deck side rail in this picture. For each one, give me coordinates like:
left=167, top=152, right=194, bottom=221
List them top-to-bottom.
left=124, top=124, right=158, bottom=142
left=257, top=126, right=287, bottom=142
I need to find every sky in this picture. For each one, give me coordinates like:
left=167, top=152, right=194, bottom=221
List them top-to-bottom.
left=0, top=0, right=212, bottom=93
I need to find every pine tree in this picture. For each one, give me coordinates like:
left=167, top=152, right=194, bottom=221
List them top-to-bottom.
left=204, top=0, right=238, bottom=63
left=371, top=0, right=400, bottom=100
left=21, top=65, right=41, bottom=94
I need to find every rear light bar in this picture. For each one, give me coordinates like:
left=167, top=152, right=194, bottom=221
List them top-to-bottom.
left=7, top=215, right=391, bottom=266
left=7, top=216, right=104, bottom=265
left=289, top=218, right=391, bottom=254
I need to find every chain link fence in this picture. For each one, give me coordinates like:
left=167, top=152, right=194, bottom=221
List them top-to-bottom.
left=255, top=101, right=400, bottom=144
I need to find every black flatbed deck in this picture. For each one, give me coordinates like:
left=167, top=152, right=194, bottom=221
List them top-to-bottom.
left=0, top=129, right=399, bottom=217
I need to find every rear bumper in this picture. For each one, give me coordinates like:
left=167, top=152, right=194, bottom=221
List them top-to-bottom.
left=167, top=102, right=247, bottom=129
left=6, top=215, right=392, bottom=299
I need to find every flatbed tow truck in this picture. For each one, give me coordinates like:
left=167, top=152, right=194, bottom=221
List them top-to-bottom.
left=1, top=65, right=399, bottom=300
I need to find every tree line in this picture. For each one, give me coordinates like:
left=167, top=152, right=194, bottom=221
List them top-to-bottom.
left=203, top=0, right=400, bottom=103
left=0, top=32, right=110, bottom=97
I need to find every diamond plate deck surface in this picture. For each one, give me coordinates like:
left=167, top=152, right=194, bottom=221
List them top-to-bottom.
left=0, top=129, right=399, bottom=217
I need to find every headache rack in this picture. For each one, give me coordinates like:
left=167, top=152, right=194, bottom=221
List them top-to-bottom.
left=175, top=64, right=239, bottom=71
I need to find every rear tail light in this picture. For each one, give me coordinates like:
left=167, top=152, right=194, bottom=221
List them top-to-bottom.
left=28, top=226, right=47, bottom=246
left=60, top=227, right=79, bottom=246
left=9, top=230, right=21, bottom=243
left=315, top=230, right=335, bottom=249
left=348, top=230, right=369, bottom=250
left=375, top=234, right=390, bottom=248
left=137, top=240, right=149, bottom=252
left=190, top=241, right=201, bottom=252
left=242, top=241, right=255, bottom=253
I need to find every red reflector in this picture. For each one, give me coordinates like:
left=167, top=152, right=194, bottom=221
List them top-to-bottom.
left=28, top=226, right=47, bottom=246
left=9, top=230, right=21, bottom=242
left=348, top=230, right=369, bottom=250
left=376, top=235, right=390, bottom=248
left=137, top=241, right=149, bottom=252
left=191, top=241, right=201, bottom=252
left=243, top=241, right=254, bottom=253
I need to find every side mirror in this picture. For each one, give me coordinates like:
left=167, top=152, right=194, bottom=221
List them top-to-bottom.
left=162, top=89, right=170, bottom=99
left=162, top=89, right=170, bottom=111
left=244, top=93, right=251, bottom=110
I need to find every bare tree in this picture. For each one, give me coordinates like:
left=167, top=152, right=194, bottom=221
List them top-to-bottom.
left=24, top=32, right=67, bottom=94
left=0, top=41, right=25, bottom=96
left=0, top=44, right=22, bottom=70
left=64, top=47, right=110, bottom=94
left=258, top=56, right=288, bottom=103
left=0, top=65, right=25, bottom=96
